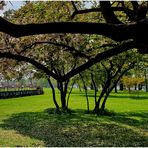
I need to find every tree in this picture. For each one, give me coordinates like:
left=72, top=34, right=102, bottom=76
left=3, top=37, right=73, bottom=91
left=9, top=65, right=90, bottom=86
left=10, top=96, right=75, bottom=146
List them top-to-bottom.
left=0, top=1, right=147, bottom=113
left=0, top=1, right=99, bottom=112
left=1, top=2, right=147, bottom=81
left=92, top=51, right=139, bottom=114
left=136, top=55, right=148, bottom=92
left=121, top=76, right=144, bottom=92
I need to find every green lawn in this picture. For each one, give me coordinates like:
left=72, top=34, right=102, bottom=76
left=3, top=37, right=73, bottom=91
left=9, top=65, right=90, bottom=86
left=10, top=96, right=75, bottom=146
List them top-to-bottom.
left=0, top=88, right=147, bottom=146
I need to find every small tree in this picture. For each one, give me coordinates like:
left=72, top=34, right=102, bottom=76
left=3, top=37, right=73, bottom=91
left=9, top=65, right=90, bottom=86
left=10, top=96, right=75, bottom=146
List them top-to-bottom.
left=93, top=51, right=138, bottom=115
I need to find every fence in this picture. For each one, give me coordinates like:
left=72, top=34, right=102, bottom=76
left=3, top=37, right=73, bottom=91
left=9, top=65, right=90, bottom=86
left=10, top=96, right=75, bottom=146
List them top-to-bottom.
left=0, top=88, right=44, bottom=99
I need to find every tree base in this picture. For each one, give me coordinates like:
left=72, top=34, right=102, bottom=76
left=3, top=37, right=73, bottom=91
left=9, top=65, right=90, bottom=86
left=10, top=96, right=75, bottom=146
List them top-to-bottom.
left=45, top=108, right=72, bottom=115
left=93, top=108, right=115, bottom=116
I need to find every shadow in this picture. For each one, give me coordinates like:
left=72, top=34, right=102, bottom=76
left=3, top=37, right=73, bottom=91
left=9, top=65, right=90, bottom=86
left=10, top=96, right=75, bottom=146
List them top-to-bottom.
left=74, top=90, right=148, bottom=100
left=129, top=92, right=148, bottom=100
left=94, top=93, right=148, bottom=100
left=110, top=93, right=148, bottom=99
left=78, top=94, right=148, bottom=100
left=79, top=94, right=99, bottom=98
left=109, top=95, right=130, bottom=99
left=130, top=96, right=148, bottom=100
left=0, top=109, right=148, bottom=147
left=105, top=112, right=148, bottom=130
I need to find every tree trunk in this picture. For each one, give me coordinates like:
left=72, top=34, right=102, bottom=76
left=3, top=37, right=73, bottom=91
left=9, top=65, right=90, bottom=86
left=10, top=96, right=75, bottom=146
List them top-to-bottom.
left=144, top=70, right=148, bottom=92
left=91, top=73, right=97, bottom=106
left=79, top=74, right=89, bottom=112
left=47, top=78, right=60, bottom=110
left=93, top=79, right=111, bottom=114
left=58, top=80, right=69, bottom=111
left=59, top=81, right=66, bottom=110
left=67, top=81, right=75, bottom=108
left=90, top=82, right=94, bottom=90
left=78, top=83, right=82, bottom=92
left=120, top=83, right=124, bottom=91
left=146, top=83, right=148, bottom=92
left=115, top=84, right=117, bottom=93
left=135, top=84, right=137, bottom=90
left=138, top=84, right=142, bottom=90
left=128, top=86, right=131, bottom=92
left=85, top=88, right=89, bottom=113
left=93, top=88, right=106, bottom=113
left=61, top=91, right=67, bottom=109
left=100, top=92, right=110, bottom=115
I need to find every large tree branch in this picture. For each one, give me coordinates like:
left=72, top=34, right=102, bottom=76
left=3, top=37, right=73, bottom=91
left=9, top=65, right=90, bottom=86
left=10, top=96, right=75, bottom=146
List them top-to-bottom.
left=100, top=1, right=123, bottom=24
left=131, top=1, right=139, bottom=12
left=120, top=2, right=136, bottom=21
left=136, top=3, right=148, bottom=21
left=1, top=17, right=148, bottom=43
left=0, top=41, right=136, bottom=82
left=61, top=41, right=136, bottom=81
left=0, top=51, right=59, bottom=80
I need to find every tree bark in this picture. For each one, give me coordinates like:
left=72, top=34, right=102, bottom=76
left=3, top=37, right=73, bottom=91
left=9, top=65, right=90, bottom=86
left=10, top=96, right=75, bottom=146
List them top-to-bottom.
left=100, top=1, right=122, bottom=24
left=1, top=16, right=148, bottom=44
left=144, top=70, right=148, bottom=92
left=91, top=72, right=97, bottom=106
left=79, top=73, right=89, bottom=112
left=47, top=78, right=60, bottom=110
left=58, top=80, right=69, bottom=110
left=66, top=81, right=75, bottom=108
left=120, top=83, right=124, bottom=91
left=115, top=84, right=118, bottom=93
left=93, top=87, right=106, bottom=113
left=100, top=92, right=110, bottom=115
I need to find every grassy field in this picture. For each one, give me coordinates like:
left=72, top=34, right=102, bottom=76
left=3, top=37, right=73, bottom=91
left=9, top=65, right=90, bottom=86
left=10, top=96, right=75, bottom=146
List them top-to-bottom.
left=0, top=88, right=147, bottom=147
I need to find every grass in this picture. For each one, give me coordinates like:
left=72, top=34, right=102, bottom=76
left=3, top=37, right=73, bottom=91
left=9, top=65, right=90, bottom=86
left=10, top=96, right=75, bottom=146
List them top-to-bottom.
left=0, top=88, right=147, bottom=146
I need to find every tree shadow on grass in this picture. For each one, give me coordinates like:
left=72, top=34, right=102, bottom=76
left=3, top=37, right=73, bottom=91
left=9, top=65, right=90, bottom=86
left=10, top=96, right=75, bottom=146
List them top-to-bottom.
left=78, top=94, right=148, bottom=100
left=0, top=109, right=148, bottom=147
left=105, top=112, right=148, bottom=129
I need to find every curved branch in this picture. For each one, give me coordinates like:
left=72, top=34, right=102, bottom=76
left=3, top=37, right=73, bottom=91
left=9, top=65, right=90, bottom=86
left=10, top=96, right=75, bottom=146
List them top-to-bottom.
left=0, top=40, right=143, bottom=83
left=20, top=41, right=90, bottom=59
left=62, top=41, right=136, bottom=81
left=0, top=52, right=59, bottom=80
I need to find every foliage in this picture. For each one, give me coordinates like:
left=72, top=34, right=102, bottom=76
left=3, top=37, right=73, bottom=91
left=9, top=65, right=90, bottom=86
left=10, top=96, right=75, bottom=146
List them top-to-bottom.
left=122, top=76, right=144, bottom=90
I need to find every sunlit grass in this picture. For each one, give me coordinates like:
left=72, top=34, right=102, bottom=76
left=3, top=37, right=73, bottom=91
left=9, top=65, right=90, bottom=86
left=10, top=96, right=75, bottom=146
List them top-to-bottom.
left=0, top=88, right=147, bottom=146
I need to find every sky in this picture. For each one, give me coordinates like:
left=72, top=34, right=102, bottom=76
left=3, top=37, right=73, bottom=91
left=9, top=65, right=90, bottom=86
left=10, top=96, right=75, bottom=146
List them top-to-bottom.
left=0, top=1, right=24, bottom=16
left=0, top=1, right=92, bottom=17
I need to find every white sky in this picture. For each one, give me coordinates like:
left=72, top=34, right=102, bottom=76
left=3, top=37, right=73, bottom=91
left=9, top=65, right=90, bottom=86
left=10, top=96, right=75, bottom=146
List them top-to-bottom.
left=0, top=1, right=24, bottom=16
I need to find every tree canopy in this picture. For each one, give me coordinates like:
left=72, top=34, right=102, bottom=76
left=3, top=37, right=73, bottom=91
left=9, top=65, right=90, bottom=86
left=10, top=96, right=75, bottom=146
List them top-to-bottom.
left=0, top=1, right=148, bottom=54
